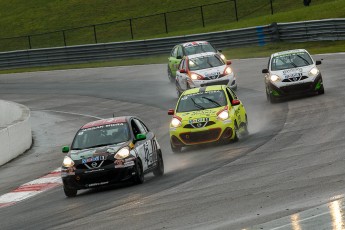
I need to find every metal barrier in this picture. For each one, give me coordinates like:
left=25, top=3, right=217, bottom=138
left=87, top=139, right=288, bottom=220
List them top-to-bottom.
left=0, top=18, right=344, bottom=70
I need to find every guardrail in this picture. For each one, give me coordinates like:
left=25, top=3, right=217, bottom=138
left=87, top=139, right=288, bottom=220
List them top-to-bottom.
left=0, top=18, right=344, bottom=70
left=0, top=100, right=32, bottom=166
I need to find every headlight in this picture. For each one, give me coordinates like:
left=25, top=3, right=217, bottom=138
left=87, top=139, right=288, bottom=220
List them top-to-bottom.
left=220, top=54, right=226, bottom=61
left=224, top=67, right=232, bottom=75
left=309, top=67, right=319, bottom=77
left=191, top=73, right=198, bottom=80
left=270, top=74, right=280, bottom=82
left=217, top=110, right=229, bottom=120
left=171, top=117, right=182, bottom=128
left=115, top=147, right=130, bottom=159
left=63, top=156, right=74, bottom=167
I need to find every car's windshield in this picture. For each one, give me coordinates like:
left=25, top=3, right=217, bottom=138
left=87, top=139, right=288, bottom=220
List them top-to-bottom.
left=184, top=43, right=217, bottom=55
left=271, top=51, right=313, bottom=71
left=189, top=55, right=224, bottom=71
left=177, top=90, right=227, bottom=112
left=71, top=123, right=130, bottom=150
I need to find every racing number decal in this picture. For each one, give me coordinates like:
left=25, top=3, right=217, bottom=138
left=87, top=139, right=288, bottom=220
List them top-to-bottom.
left=143, top=139, right=158, bottom=168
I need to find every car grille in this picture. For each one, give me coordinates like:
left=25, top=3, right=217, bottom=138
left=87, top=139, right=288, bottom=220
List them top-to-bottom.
left=204, top=74, right=224, bottom=80
left=282, top=76, right=308, bottom=82
left=200, top=79, right=229, bottom=87
left=280, top=82, right=313, bottom=94
left=184, top=121, right=216, bottom=128
left=179, top=128, right=221, bottom=144
left=76, top=160, right=114, bottom=170
left=78, top=168, right=132, bottom=185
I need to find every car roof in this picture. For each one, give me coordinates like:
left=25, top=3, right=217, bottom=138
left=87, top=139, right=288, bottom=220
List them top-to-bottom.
left=180, top=41, right=209, bottom=47
left=272, top=49, right=308, bottom=57
left=185, top=52, right=217, bottom=59
left=182, top=85, right=224, bottom=95
left=81, top=116, right=128, bottom=129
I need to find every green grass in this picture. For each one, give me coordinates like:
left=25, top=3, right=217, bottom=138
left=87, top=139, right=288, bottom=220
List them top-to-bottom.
left=0, top=0, right=344, bottom=51
left=1, top=40, right=344, bottom=74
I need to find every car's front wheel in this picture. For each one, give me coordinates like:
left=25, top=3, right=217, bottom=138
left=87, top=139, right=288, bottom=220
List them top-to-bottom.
left=318, top=85, right=325, bottom=95
left=170, top=142, right=182, bottom=153
left=153, top=150, right=164, bottom=176
left=133, top=160, right=144, bottom=184
left=63, top=186, right=77, bottom=197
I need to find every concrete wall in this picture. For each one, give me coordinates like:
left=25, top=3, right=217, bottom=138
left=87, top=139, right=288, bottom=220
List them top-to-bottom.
left=0, top=100, right=32, bottom=166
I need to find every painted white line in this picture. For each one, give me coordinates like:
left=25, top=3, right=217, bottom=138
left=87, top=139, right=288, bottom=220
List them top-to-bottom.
left=37, top=110, right=103, bottom=120
left=0, top=191, right=41, bottom=203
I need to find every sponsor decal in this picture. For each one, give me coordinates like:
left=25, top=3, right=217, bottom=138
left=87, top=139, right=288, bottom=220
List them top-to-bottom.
left=282, top=68, right=303, bottom=75
left=189, top=117, right=209, bottom=124
left=223, top=120, right=232, bottom=124
left=82, top=155, right=105, bottom=164
left=125, top=158, right=135, bottom=162
left=124, top=161, right=135, bottom=167
left=115, top=165, right=124, bottom=169
left=84, top=169, right=105, bottom=173
left=87, top=182, right=109, bottom=187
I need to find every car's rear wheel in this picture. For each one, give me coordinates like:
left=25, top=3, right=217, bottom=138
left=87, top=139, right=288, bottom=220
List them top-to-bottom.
left=167, top=65, right=174, bottom=83
left=242, top=115, right=249, bottom=137
left=233, top=122, right=239, bottom=142
left=171, top=142, right=182, bottom=153
left=153, top=150, right=164, bottom=176
left=133, top=160, right=144, bottom=184
left=63, top=186, right=77, bottom=197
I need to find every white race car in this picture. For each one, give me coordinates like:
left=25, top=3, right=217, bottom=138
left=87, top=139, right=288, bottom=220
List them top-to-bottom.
left=262, top=49, right=324, bottom=103
left=175, top=52, right=237, bottom=97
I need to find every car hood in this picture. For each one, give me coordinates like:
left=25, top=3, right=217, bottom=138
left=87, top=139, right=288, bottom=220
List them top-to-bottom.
left=192, top=65, right=226, bottom=77
left=176, top=107, right=223, bottom=125
left=68, top=142, right=130, bottom=161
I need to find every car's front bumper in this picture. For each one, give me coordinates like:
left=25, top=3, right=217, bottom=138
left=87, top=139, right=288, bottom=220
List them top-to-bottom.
left=190, top=74, right=236, bottom=89
left=268, top=74, right=323, bottom=98
left=170, top=119, right=235, bottom=146
left=61, top=159, right=137, bottom=190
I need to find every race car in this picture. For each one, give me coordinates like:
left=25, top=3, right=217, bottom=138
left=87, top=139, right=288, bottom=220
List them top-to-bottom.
left=168, top=41, right=226, bottom=82
left=262, top=49, right=324, bottom=103
left=175, top=52, right=237, bottom=97
left=168, top=85, right=248, bottom=153
left=61, top=116, right=164, bottom=197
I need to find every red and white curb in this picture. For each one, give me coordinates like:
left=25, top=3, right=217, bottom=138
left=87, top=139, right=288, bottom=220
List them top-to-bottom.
left=0, top=168, right=62, bottom=208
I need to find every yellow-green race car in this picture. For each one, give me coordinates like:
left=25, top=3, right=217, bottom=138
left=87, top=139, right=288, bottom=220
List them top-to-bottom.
left=168, top=85, right=248, bottom=152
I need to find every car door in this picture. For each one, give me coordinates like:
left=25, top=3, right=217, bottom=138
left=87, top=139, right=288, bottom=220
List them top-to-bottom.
left=168, top=45, right=183, bottom=78
left=176, top=58, right=189, bottom=90
left=133, top=118, right=156, bottom=172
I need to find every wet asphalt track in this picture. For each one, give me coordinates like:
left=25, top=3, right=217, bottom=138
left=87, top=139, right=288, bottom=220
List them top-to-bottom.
left=0, top=53, right=345, bottom=229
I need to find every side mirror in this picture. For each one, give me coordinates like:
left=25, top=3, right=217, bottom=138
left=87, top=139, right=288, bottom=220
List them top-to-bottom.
left=218, top=49, right=223, bottom=53
left=176, top=55, right=182, bottom=59
left=226, top=60, right=232, bottom=65
left=316, top=60, right=322, bottom=65
left=179, top=69, right=186, bottom=73
left=262, top=69, right=269, bottom=74
left=231, top=99, right=241, bottom=106
left=168, top=109, right=175, bottom=115
left=135, top=133, right=146, bottom=141
left=62, top=146, right=70, bottom=153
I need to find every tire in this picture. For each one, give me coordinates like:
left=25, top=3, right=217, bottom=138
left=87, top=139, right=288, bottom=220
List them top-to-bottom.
left=167, top=65, right=174, bottom=83
left=266, top=86, right=277, bottom=103
left=242, top=115, right=249, bottom=137
left=170, top=142, right=182, bottom=153
left=153, top=150, right=164, bottom=177
left=133, top=160, right=144, bottom=184
left=63, top=186, right=77, bottom=197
